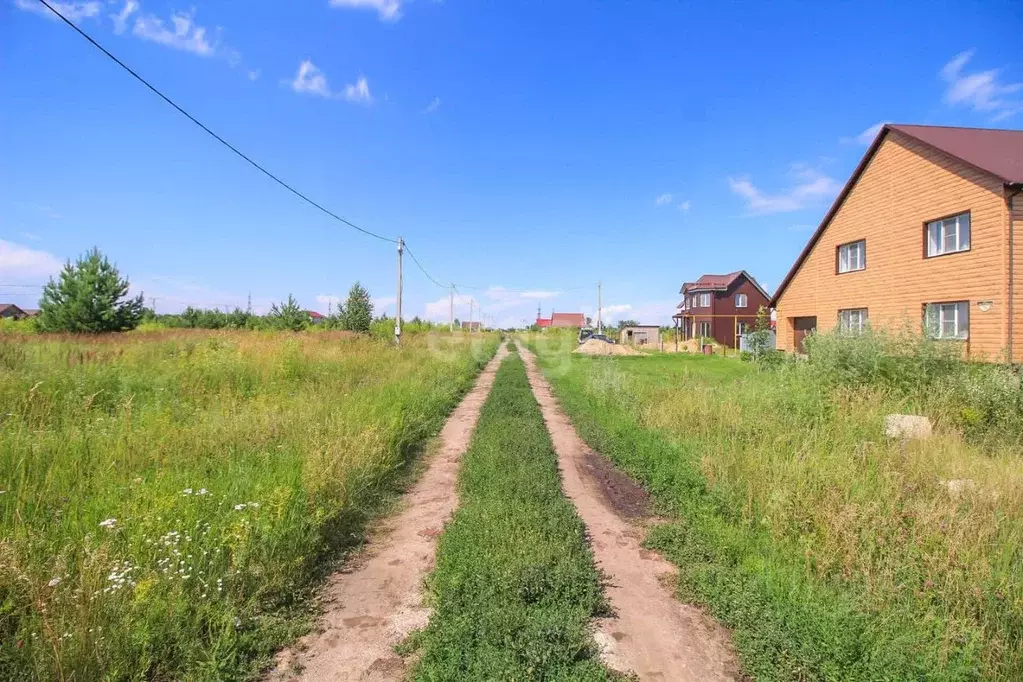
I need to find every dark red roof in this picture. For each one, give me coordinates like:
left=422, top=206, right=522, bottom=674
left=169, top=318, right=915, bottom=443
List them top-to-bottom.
left=771, top=123, right=1023, bottom=307
left=889, top=124, right=1023, bottom=184
left=679, top=271, right=769, bottom=299
left=305, top=310, right=325, bottom=319
left=550, top=312, right=586, bottom=327
left=536, top=318, right=552, bottom=328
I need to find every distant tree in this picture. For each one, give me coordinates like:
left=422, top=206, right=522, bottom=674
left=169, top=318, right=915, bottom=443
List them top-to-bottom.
left=38, top=247, right=144, bottom=333
left=338, top=282, right=373, bottom=333
left=267, top=294, right=308, bottom=331
left=747, top=306, right=773, bottom=361
left=617, top=319, right=640, bottom=329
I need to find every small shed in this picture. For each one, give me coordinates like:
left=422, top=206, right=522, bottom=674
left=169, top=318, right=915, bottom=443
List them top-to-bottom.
left=619, top=325, right=660, bottom=346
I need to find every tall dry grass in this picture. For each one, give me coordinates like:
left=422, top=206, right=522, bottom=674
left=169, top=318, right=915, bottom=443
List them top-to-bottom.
left=0, top=330, right=497, bottom=681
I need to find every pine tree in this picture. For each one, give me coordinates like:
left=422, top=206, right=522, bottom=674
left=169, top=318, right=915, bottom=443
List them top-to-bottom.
left=38, top=248, right=144, bottom=333
left=339, top=282, right=373, bottom=333
left=267, top=294, right=308, bottom=331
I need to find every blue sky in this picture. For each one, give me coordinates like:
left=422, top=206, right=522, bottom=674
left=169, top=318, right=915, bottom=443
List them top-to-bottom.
left=2, top=0, right=1022, bottom=326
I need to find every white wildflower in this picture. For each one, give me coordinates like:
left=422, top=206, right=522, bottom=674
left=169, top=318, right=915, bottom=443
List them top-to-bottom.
left=182, top=488, right=193, bottom=495
left=233, top=504, right=247, bottom=511
left=99, top=518, right=117, bottom=529
left=47, top=577, right=62, bottom=587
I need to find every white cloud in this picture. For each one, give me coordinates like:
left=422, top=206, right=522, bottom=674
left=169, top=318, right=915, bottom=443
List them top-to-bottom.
left=15, top=0, right=100, bottom=22
left=110, top=0, right=137, bottom=34
left=329, top=0, right=403, bottom=22
left=133, top=10, right=215, bottom=57
left=941, top=50, right=1023, bottom=121
left=290, top=60, right=332, bottom=97
left=289, top=62, right=372, bottom=104
left=248, top=69, right=261, bottom=82
left=343, top=76, right=373, bottom=104
left=423, top=97, right=441, bottom=114
left=841, top=121, right=884, bottom=146
left=729, top=164, right=840, bottom=216
left=654, top=193, right=672, bottom=206
left=678, top=200, right=691, bottom=213
left=0, top=240, right=63, bottom=282
left=425, top=293, right=472, bottom=322
left=315, top=294, right=342, bottom=308
left=372, top=295, right=397, bottom=312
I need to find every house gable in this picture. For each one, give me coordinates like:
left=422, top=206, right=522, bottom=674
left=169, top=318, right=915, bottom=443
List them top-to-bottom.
left=774, top=129, right=1009, bottom=357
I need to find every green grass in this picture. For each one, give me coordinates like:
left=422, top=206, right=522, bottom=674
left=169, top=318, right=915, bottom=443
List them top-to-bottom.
left=0, top=330, right=498, bottom=681
left=526, top=333, right=1023, bottom=681
left=411, top=349, right=619, bottom=681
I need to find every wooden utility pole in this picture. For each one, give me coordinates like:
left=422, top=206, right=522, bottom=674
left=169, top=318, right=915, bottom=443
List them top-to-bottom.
left=395, top=237, right=404, bottom=346
left=597, top=280, right=602, bottom=334
left=449, top=285, right=454, bottom=333
left=469, top=298, right=474, bottom=332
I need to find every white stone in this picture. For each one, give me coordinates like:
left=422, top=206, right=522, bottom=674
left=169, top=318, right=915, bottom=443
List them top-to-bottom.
left=884, top=414, right=933, bottom=440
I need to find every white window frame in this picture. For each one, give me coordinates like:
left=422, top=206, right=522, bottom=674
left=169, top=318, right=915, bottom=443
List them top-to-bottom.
left=926, top=213, right=970, bottom=257
left=837, top=240, right=866, bottom=274
left=698, top=293, right=711, bottom=308
left=735, top=293, right=748, bottom=308
left=924, top=301, right=969, bottom=340
left=838, top=308, right=868, bottom=334
left=698, top=321, right=711, bottom=337
left=736, top=321, right=747, bottom=336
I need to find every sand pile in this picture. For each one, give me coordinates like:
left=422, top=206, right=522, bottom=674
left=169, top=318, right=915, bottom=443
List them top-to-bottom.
left=573, top=339, right=642, bottom=356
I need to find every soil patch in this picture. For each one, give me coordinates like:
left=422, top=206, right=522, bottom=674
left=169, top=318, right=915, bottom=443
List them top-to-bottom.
left=573, top=339, right=642, bottom=356
left=580, top=449, right=651, bottom=519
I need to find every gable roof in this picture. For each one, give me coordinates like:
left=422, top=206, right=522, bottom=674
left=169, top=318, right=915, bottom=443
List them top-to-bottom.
left=771, top=123, right=1023, bottom=307
left=679, top=270, right=769, bottom=300
left=0, top=303, right=26, bottom=316
left=305, top=310, right=325, bottom=319
left=551, top=312, right=586, bottom=327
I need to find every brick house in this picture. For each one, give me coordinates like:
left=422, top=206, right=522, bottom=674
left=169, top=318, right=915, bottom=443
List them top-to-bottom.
left=771, top=124, right=1023, bottom=361
left=673, top=271, right=770, bottom=348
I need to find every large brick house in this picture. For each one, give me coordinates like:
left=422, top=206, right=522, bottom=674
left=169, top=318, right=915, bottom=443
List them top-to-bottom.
left=771, top=124, right=1023, bottom=361
left=673, top=271, right=770, bottom=348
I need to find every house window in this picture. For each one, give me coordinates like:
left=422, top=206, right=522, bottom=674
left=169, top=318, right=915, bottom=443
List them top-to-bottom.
left=926, top=212, right=970, bottom=257
left=837, top=240, right=866, bottom=273
left=698, top=293, right=711, bottom=307
left=735, top=293, right=748, bottom=308
left=924, top=301, right=969, bottom=340
left=838, top=308, right=868, bottom=334
left=698, top=321, right=711, bottom=337
left=736, top=321, right=747, bottom=335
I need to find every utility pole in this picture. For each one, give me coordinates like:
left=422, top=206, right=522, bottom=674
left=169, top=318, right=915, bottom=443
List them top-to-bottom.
left=395, top=237, right=404, bottom=346
left=597, top=280, right=603, bottom=334
left=449, top=285, right=454, bottom=333
left=247, top=291, right=252, bottom=314
left=468, top=298, right=474, bottom=333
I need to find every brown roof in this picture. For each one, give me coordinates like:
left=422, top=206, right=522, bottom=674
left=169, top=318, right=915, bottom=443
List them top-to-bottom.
left=771, top=123, right=1023, bottom=307
left=889, top=124, right=1023, bottom=185
left=679, top=270, right=769, bottom=299
left=0, top=303, right=26, bottom=316
left=550, top=312, right=586, bottom=327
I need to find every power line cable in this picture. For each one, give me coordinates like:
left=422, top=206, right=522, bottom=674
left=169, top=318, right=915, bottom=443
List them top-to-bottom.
left=35, top=0, right=396, bottom=245
left=402, top=244, right=448, bottom=290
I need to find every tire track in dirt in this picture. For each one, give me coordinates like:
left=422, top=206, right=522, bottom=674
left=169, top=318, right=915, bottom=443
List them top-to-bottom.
left=269, top=343, right=509, bottom=682
left=520, top=347, right=739, bottom=682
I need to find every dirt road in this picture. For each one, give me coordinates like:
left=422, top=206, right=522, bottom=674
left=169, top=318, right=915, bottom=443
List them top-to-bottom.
left=270, top=344, right=508, bottom=682
left=520, top=347, right=739, bottom=682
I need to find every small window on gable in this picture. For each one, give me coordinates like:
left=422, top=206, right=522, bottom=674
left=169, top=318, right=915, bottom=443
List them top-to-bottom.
left=926, top=212, right=970, bottom=257
left=837, top=240, right=866, bottom=274
left=735, top=293, right=748, bottom=308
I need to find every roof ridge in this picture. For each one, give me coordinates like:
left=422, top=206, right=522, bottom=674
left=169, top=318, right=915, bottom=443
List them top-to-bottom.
left=890, top=122, right=1023, bottom=134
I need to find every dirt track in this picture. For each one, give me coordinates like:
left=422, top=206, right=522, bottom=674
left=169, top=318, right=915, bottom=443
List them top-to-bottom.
left=269, top=344, right=508, bottom=682
left=520, top=347, right=739, bottom=681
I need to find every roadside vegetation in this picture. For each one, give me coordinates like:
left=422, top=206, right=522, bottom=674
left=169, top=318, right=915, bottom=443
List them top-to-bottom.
left=528, top=329, right=1023, bottom=681
left=0, top=330, right=497, bottom=681
left=411, top=347, right=620, bottom=681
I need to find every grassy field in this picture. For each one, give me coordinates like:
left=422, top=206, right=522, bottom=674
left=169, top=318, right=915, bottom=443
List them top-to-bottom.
left=0, top=330, right=497, bottom=681
left=528, top=331, right=1023, bottom=681
left=410, top=345, right=620, bottom=681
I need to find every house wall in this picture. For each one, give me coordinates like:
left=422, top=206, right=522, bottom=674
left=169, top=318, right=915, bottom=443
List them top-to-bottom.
left=776, top=131, right=1009, bottom=360
left=1013, top=192, right=1023, bottom=362
left=712, top=277, right=770, bottom=348
left=619, top=326, right=660, bottom=345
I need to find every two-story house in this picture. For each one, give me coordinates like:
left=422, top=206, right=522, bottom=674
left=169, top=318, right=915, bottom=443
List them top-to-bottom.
left=771, top=124, right=1023, bottom=361
left=673, top=271, right=770, bottom=348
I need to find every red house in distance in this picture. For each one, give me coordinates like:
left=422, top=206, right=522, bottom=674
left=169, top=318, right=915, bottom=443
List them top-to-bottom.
left=673, top=271, right=770, bottom=348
